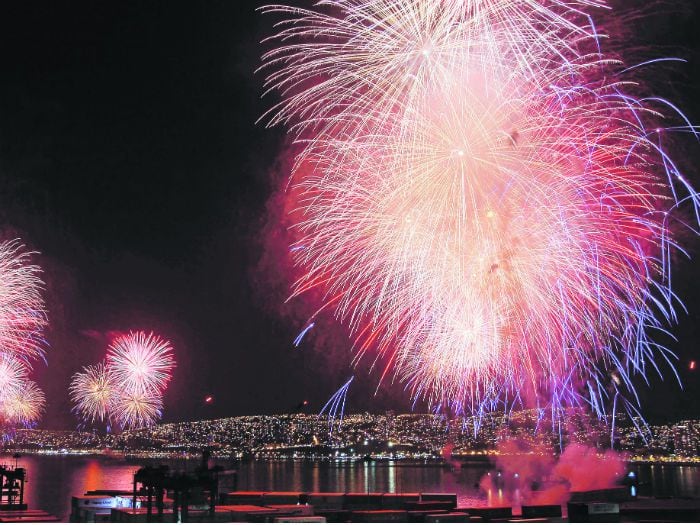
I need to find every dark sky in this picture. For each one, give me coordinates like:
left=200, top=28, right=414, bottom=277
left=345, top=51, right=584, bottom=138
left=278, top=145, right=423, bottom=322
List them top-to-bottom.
left=0, top=1, right=697, bottom=429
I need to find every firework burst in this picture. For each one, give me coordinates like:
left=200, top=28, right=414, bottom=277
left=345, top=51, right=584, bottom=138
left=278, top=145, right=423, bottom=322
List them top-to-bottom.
left=261, top=0, right=699, bottom=423
left=0, top=240, right=47, bottom=363
left=0, top=240, right=49, bottom=428
left=72, top=331, right=175, bottom=430
left=106, top=331, right=175, bottom=393
left=0, top=354, right=28, bottom=397
left=0, top=354, right=45, bottom=426
left=70, top=362, right=115, bottom=424
left=4, top=380, right=45, bottom=425
left=111, top=387, right=163, bottom=430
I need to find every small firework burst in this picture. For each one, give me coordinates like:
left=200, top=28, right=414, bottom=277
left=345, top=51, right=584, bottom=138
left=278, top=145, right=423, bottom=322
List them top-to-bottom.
left=106, top=331, right=175, bottom=393
left=0, top=354, right=28, bottom=398
left=69, top=362, right=115, bottom=424
left=4, top=380, right=45, bottom=425
left=111, top=387, right=163, bottom=429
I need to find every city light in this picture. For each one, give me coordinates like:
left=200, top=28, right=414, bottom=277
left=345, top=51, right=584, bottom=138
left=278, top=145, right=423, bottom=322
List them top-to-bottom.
left=6, top=410, right=700, bottom=463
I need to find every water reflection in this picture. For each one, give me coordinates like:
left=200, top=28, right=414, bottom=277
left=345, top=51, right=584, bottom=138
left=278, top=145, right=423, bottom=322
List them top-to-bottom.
left=2, top=455, right=698, bottom=520
left=11, top=455, right=138, bottom=519
left=631, top=463, right=700, bottom=499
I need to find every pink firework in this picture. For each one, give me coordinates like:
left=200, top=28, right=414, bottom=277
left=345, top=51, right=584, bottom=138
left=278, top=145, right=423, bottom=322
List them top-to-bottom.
left=261, top=0, right=699, bottom=423
left=0, top=240, right=47, bottom=362
left=0, top=240, right=49, bottom=428
left=106, top=331, right=175, bottom=394
left=0, top=354, right=28, bottom=398
left=0, top=354, right=45, bottom=426
left=4, top=380, right=45, bottom=425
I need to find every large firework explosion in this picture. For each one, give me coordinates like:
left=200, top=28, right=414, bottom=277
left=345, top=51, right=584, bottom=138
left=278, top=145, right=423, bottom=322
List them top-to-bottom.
left=260, top=1, right=699, bottom=426
left=0, top=240, right=47, bottom=427
left=70, top=331, right=175, bottom=430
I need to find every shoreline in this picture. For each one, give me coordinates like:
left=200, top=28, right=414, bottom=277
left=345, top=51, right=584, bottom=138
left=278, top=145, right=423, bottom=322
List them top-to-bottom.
left=2, top=449, right=700, bottom=466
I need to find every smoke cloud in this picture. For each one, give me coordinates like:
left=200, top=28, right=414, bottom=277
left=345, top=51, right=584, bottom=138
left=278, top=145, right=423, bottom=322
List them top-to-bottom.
left=480, top=439, right=625, bottom=506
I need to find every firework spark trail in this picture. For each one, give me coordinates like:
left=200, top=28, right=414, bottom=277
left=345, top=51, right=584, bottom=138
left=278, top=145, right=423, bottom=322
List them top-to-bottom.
left=261, top=1, right=699, bottom=423
left=294, top=322, right=315, bottom=347
left=72, top=331, right=176, bottom=429
left=319, top=376, right=354, bottom=433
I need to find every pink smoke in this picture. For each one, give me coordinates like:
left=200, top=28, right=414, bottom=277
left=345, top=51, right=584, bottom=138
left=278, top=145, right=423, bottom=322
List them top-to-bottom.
left=480, top=439, right=626, bottom=506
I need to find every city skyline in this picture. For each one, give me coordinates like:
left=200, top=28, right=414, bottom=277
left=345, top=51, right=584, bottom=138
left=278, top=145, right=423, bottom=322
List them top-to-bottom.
left=0, top=1, right=696, bottom=429
left=9, top=410, right=700, bottom=463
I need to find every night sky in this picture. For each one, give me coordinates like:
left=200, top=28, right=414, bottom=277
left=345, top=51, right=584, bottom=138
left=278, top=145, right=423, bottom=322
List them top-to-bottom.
left=0, top=1, right=697, bottom=429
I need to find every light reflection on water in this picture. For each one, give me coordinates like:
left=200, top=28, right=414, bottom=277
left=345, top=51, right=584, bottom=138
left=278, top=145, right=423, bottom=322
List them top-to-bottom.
left=2, top=455, right=697, bottom=520
left=4, top=455, right=138, bottom=519
left=238, top=460, right=485, bottom=503
left=633, top=463, right=700, bottom=499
